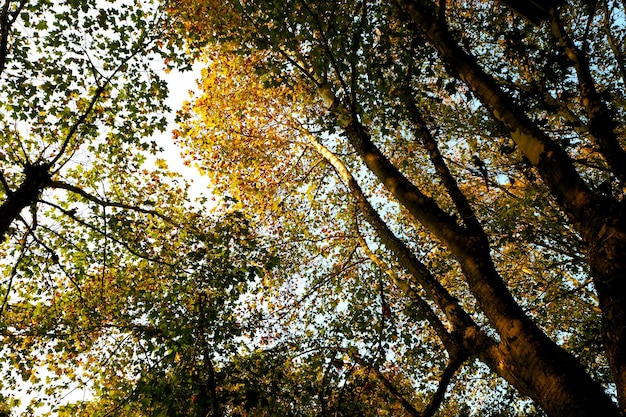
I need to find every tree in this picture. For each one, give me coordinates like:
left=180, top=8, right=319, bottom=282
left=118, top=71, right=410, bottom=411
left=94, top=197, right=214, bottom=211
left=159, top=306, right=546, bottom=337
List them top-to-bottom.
left=0, top=0, right=209, bottom=413
left=170, top=0, right=626, bottom=416
left=0, top=2, right=285, bottom=416
left=51, top=208, right=274, bottom=417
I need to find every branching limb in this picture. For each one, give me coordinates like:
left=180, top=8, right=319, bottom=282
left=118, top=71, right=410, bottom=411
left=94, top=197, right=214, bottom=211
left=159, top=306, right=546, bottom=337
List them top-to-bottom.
left=0, top=0, right=26, bottom=76
left=601, top=0, right=626, bottom=86
left=397, top=1, right=625, bottom=414
left=549, top=8, right=626, bottom=184
left=49, top=35, right=159, bottom=169
left=404, top=94, right=482, bottom=233
left=299, top=126, right=494, bottom=357
left=0, top=163, right=51, bottom=240
left=49, top=180, right=176, bottom=225
left=39, top=200, right=178, bottom=269
left=354, top=218, right=461, bottom=356
left=0, top=226, right=32, bottom=318
left=352, top=353, right=467, bottom=417
left=420, top=355, right=466, bottom=417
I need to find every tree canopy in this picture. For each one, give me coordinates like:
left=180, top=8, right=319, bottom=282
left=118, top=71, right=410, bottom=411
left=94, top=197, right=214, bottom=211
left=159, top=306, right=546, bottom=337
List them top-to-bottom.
left=1, top=0, right=626, bottom=416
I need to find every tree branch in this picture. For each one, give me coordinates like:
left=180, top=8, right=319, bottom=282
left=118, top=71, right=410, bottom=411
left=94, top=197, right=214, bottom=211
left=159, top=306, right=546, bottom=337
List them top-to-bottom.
left=0, top=0, right=26, bottom=77
left=398, top=0, right=612, bottom=240
left=601, top=0, right=626, bottom=86
left=397, top=1, right=626, bottom=414
left=549, top=8, right=626, bottom=184
left=49, top=35, right=159, bottom=169
left=404, top=93, right=482, bottom=233
left=300, top=126, right=495, bottom=358
left=0, top=163, right=51, bottom=241
left=49, top=180, right=176, bottom=225
left=39, top=200, right=178, bottom=269
left=354, top=219, right=460, bottom=356
left=352, top=353, right=467, bottom=417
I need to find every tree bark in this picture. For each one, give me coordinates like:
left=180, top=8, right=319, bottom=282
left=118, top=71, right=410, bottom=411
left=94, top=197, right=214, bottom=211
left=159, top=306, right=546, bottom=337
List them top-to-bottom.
left=397, top=1, right=626, bottom=413
left=341, top=116, right=620, bottom=417
left=305, top=133, right=492, bottom=353
left=0, top=164, right=51, bottom=240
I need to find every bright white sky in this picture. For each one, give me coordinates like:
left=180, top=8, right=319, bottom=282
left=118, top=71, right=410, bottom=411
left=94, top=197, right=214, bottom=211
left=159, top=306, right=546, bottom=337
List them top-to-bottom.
left=155, top=64, right=213, bottom=200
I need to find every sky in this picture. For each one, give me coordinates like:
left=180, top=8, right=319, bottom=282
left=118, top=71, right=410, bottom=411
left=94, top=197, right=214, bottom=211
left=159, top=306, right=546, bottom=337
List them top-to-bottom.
left=155, top=64, right=214, bottom=201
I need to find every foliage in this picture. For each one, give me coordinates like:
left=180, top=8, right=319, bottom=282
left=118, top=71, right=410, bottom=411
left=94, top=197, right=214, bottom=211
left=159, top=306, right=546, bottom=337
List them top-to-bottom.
left=0, top=0, right=207, bottom=414
left=2, top=0, right=626, bottom=416
left=169, top=0, right=626, bottom=416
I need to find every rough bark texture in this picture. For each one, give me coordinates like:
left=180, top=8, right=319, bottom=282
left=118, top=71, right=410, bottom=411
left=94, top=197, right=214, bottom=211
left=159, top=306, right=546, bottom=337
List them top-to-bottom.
left=395, top=1, right=626, bottom=414
left=343, top=117, right=621, bottom=417
left=587, top=211, right=626, bottom=411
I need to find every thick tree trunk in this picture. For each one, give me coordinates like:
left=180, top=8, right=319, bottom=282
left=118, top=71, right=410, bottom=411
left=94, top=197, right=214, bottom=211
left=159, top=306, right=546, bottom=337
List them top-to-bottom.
left=397, top=1, right=626, bottom=413
left=342, top=118, right=621, bottom=417
left=0, top=164, right=51, bottom=239
left=586, top=214, right=626, bottom=411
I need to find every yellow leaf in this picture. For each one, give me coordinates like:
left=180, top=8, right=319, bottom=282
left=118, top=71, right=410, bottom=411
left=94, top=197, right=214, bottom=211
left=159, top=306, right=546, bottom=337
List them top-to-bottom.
left=155, top=158, right=169, bottom=170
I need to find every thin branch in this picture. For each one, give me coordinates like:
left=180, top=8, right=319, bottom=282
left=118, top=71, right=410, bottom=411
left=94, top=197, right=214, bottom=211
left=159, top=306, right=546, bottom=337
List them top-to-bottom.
left=0, top=0, right=26, bottom=77
left=300, top=0, right=352, bottom=95
left=349, top=0, right=367, bottom=111
left=601, top=0, right=626, bottom=85
left=239, top=8, right=321, bottom=88
left=49, top=34, right=158, bottom=169
left=47, top=83, right=107, bottom=167
left=404, top=94, right=482, bottom=233
left=299, top=125, right=491, bottom=356
left=49, top=180, right=176, bottom=225
left=39, top=199, right=179, bottom=269
left=100, top=205, right=107, bottom=306
left=15, top=215, right=89, bottom=306
left=354, top=218, right=460, bottom=356
left=0, top=227, right=32, bottom=318
left=265, top=246, right=362, bottom=323
left=351, top=351, right=466, bottom=417
left=351, top=355, right=418, bottom=417
left=421, top=355, right=467, bottom=417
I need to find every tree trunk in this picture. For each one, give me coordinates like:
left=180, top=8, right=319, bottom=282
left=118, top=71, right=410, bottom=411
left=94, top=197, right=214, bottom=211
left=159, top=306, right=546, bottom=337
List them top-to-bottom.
left=397, top=0, right=626, bottom=413
left=342, top=117, right=621, bottom=417
left=0, top=164, right=51, bottom=239
left=586, top=213, right=626, bottom=411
